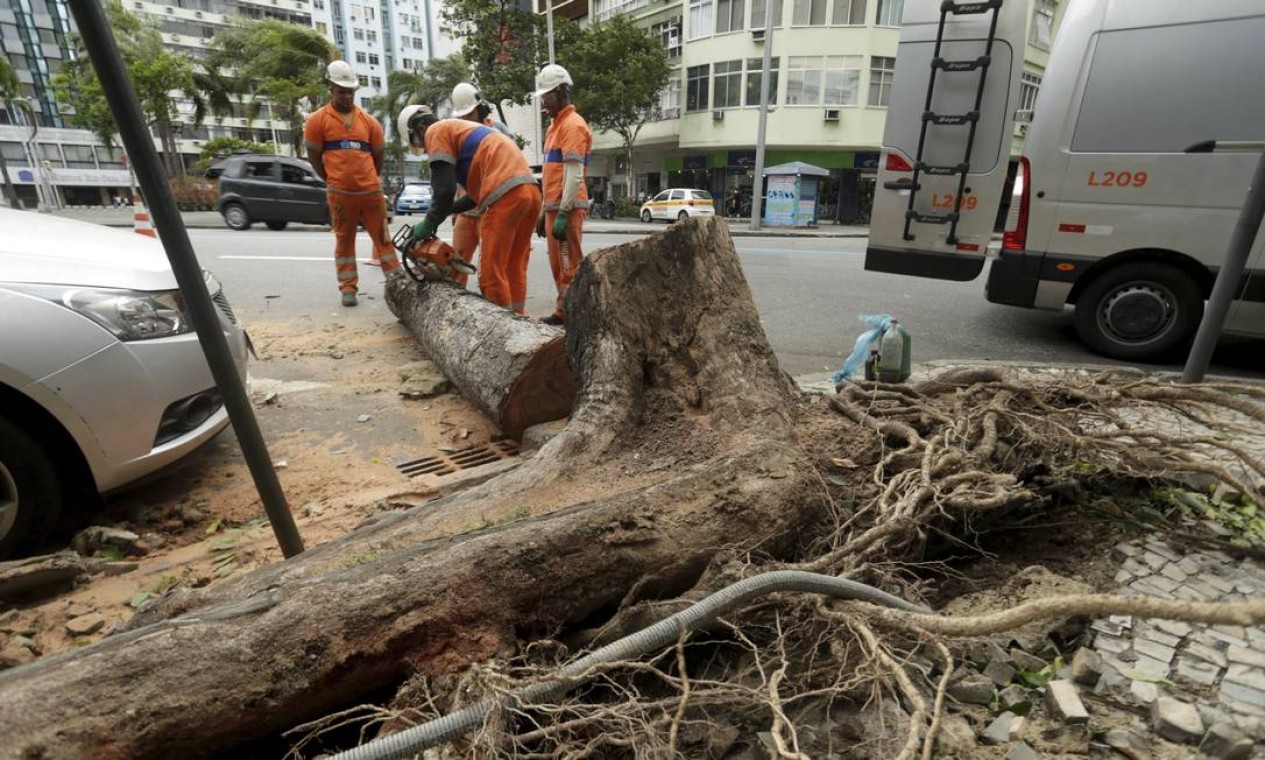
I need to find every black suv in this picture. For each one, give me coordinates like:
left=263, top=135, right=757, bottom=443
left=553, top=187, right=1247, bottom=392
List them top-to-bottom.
left=215, top=154, right=329, bottom=231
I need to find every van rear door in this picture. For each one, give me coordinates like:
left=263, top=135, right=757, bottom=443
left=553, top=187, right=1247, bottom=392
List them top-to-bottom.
left=865, top=0, right=1029, bottom=281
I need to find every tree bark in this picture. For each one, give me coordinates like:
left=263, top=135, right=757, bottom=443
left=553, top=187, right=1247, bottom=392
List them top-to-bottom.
left=0, top=218, right=820, bottom=760
left=384, top=276, right=576, bottom=439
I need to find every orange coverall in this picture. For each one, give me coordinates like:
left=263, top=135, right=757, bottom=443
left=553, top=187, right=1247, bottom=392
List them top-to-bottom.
left=303, top=104, right=398, bottom=294
left=541, top=104, right=592, bottom=320
left=424, top=119, right=540, bottom=312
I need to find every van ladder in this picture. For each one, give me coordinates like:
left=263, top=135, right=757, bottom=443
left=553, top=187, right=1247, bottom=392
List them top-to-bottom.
left=902, top=0, right=1005, bottom=244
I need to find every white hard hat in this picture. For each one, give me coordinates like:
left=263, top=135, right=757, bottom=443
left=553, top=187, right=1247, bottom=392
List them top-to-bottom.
left=327, top=60, right=359, bottom=89
left=534, top=64, right=573, bottom=97
left=451, top=82, right=482, bottom=118
left=398, top=104, right=434, bottom=155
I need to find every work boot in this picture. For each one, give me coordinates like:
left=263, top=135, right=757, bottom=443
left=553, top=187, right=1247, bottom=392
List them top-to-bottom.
left=341, top=291, right=358, bottom=307
left=540, top=313, right=564, bottom=326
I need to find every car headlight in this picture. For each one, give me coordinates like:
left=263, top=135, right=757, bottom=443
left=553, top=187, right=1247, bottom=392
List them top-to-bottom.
left=8, top=283, right=194, bottom=340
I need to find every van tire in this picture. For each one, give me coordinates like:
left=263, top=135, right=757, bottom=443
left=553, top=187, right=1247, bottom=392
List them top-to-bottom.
left=222, top=203, right=251, bottom=231
left=641, top=209, right=653, bottom=223
left=677, top=210, right=689, bottom=222
left=265, top=221, right=288, bottom=231
left=1073, top=262, right=1202, bottom=361
left=0, top=416, right=62, bottom=559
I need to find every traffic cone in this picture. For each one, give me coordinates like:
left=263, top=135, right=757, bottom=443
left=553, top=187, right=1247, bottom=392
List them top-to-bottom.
left=133, top=196, right=156, bottom=238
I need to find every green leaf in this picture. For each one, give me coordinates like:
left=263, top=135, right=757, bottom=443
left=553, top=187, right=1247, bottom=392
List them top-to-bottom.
left=205, top=518, right=223, bottom=535
left=98, top=545, right=125, bottom=562
left=128, top=591, right=154, bottom=608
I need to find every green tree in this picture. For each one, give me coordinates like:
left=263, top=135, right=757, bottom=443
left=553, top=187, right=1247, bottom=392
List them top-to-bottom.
left=52, top=0, right=199, bottom=177
left=440, top=0, right=577, bottom=122
left=560, top=15, right=671, bottom=200
left=207, top=20, right=336, bottom=157
left=0, top=56, right=29, bottom=208
left=194, top=136, right=275, bottom=173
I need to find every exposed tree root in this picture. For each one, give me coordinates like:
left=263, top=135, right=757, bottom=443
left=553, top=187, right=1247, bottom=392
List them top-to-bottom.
left=306, top=369, right=1265, bottom=758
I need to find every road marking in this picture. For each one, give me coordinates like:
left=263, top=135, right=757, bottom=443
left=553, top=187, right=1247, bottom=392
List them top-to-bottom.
left=219, top=255, right=331, bottom=261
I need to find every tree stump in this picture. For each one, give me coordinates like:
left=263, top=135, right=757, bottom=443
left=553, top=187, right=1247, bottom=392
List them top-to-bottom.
left=0, top=218, right=824, bottom=760
left=384, top=277, right=575, bottom=439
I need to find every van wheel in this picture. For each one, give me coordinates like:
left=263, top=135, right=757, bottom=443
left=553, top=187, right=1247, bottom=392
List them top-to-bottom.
left=223, top=203, right=251, bottom=231
left=641, top=209, right=653, bottom=223
left=677, top=210, right=689, bottom=222
left=265, top=220, right=288, bottom=231
left=1073, top=262, right=1203, bottom=361
left=0, top=416, right=62, bottom=559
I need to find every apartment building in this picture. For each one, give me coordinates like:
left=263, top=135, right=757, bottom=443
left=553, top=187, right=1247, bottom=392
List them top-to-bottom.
left=551, top=0, right=1064, bottom=224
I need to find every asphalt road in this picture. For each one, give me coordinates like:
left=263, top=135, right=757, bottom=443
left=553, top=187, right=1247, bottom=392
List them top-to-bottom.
left=189, top=227, right=1265, bottom=380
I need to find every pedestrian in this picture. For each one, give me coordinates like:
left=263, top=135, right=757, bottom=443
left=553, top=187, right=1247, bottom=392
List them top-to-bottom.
left=303, top=60, right=399, bottom=307
left=535, top=64, right=592, bottom=326
left=449, top=82, right=516, bottom=289
left=398, top=104, right=540, bottom=314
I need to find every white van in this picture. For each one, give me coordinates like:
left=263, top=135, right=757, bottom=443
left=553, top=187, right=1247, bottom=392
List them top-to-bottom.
left=865, top=0, right=1265, bottom=360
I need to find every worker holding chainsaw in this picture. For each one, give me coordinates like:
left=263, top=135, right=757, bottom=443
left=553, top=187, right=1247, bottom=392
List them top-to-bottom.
left=536, top=64, right=592, bottom=327
left=449, top=82, right=516, bottom=289
left=397, top=104, right=540, bottom=313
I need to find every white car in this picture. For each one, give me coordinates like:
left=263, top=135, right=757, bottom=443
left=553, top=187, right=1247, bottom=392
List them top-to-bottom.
left=640, top=188, right=716, bottom=223
left=0, top=210, right=248, bottom=557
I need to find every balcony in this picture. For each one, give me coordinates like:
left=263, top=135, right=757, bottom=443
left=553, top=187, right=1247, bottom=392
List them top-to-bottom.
left=536, top=0, right=587, bottom=21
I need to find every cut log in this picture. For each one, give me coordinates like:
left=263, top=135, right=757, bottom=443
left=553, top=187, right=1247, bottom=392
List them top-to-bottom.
left=0, top=218, right=820, bottom=759
left=384, top=276, right=575, bottom=439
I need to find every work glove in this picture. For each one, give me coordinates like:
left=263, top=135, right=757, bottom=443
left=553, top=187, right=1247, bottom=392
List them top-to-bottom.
left=551, top=209, right=569, bottom=241
left=535, top=212, right=546, bottom=239
left=411, top=217, right=438, bottom=242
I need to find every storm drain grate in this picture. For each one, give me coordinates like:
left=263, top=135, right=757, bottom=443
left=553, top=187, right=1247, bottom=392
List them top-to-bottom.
left=396, top=438, right=520, bottom=479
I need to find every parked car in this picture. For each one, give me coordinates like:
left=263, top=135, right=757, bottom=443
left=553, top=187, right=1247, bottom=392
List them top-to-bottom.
left=215, top=154, right=394, bottom=231
left=394, top=182, right=433, bottom=215
left=640, top=189, right=716, bottom=223
left=0, top=210, right=248, bottom=557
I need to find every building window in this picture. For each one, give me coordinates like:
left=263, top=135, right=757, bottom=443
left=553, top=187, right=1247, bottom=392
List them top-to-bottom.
left=314, top=0, right=324, bottom=8
left=688, top=0, right=713, bottom=39
left=716, top=0, right=744, bottom=33
left=750, top=0, right=784, bottom=29
left=791, top=0, right=825, bottom=25
left=833, top=0, right=866, bottom=24
left=875, top=0, right=903, bottom=26
left=1030, top=0, right=1054, bottom=49
left=651, top=17, right=682, bottom=58
left=315, top=21, right=327, bottom=34
left=334, top=26, right=345, bottom=43
left=353, top=27, right=364, bottom=40
left=366, top=29, right=377, bottom=43
left=355, top=51, right=366, bottom=63
left=368, top=53, right=379, bottom=66
left=788, top=55, right=861, bottom=105
left=824, top=55, right=862, bottom=105
left=868, top=55, right=895, bottom=106
left=787, top=56, right=821, bottom=105
left=745, top=57, right=779, bottom=106
left=713, top=60, right=743, bottom=108
left=685, top=64, right=710, bottom=112
left=1018, top=71, right=1041, bottom=112
left=357, top=75, right=369, bottom=86
left=370, top=76, right=381, bottom=88
left=658, top=77, right=680, bottom=119
left=0, top=142, right=29, bottom=167
left=41, top=144, right=65, bottom=168
left=64, top=145, right=97, bottom=169
left=96, top=146, right=125, bottom=169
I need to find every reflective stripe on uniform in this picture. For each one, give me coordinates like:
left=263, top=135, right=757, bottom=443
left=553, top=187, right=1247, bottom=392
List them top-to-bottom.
left=323, top=140, right=373, bottom=152
left=544, top=148, right=591, bottom=165
left=477, top=174, right=539, bottom=214
left=542, top=198, right=590, bottom=211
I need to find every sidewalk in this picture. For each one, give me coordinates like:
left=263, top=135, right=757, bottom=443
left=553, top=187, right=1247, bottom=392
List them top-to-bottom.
left=50, top=207, right=870, bottom=239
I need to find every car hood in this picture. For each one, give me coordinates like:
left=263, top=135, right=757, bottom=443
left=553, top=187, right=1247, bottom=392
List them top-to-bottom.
left=0, top=210, right=179, bottom=291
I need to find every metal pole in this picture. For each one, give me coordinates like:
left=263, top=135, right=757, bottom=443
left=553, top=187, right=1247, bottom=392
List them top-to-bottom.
left=67, top=0, right=305, bottom=557
left=546, top=0, right=556, bottom=65
left=748, top=0, right=774, bottom=231
left=1182, top=146, right=1265, bottom=383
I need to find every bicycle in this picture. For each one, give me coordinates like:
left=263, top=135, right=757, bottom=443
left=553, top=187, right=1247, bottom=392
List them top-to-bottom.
left=594, top=198, right=616, bottom=220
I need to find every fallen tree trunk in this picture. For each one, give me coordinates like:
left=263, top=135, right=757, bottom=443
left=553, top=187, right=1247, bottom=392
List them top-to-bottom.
left=0, top=218, right=820, bottom=759
left=384, top=276, right=574, bottom=439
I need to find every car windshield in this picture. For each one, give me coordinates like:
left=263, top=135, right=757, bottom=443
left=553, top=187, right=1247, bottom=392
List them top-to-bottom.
left=401, top=185, right=432, bottom=197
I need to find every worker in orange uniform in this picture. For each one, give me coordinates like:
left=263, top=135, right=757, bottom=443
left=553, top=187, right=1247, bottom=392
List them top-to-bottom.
left=304, top=60, right=399, bottom=307
left=535, top=64, right=592, bottom=326
left=449, top=82, right=516, bottom=289
left=397, top=105, right=540, bottom=313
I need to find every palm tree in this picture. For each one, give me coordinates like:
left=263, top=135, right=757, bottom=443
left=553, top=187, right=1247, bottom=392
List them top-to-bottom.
left=0, top=57, right=27, bottom=208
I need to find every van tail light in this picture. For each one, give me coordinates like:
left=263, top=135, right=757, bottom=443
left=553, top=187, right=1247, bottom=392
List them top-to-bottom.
left=885, top=151, right=914, bottom=172
left=1003, top=156, right=1031, bottom=251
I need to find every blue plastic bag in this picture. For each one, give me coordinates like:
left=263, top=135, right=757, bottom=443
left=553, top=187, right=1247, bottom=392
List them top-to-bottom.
left=832, top=314, right=894, bottom=385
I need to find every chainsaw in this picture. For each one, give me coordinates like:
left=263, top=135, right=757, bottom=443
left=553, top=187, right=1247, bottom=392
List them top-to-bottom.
left=392, top=224, right=477, bottom=283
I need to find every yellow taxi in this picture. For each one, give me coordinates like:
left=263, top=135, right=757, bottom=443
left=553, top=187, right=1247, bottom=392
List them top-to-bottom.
left=639, top=188, right=716, bottom=223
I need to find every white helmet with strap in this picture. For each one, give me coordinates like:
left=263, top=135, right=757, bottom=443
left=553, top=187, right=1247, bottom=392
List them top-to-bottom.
left=326, top=60, right=359, bottom=89
left=534, top=64, right=573, bottom=97
left=451, top=82, right=482, bottom=118
left=397, top=104, right=434, bottom=155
